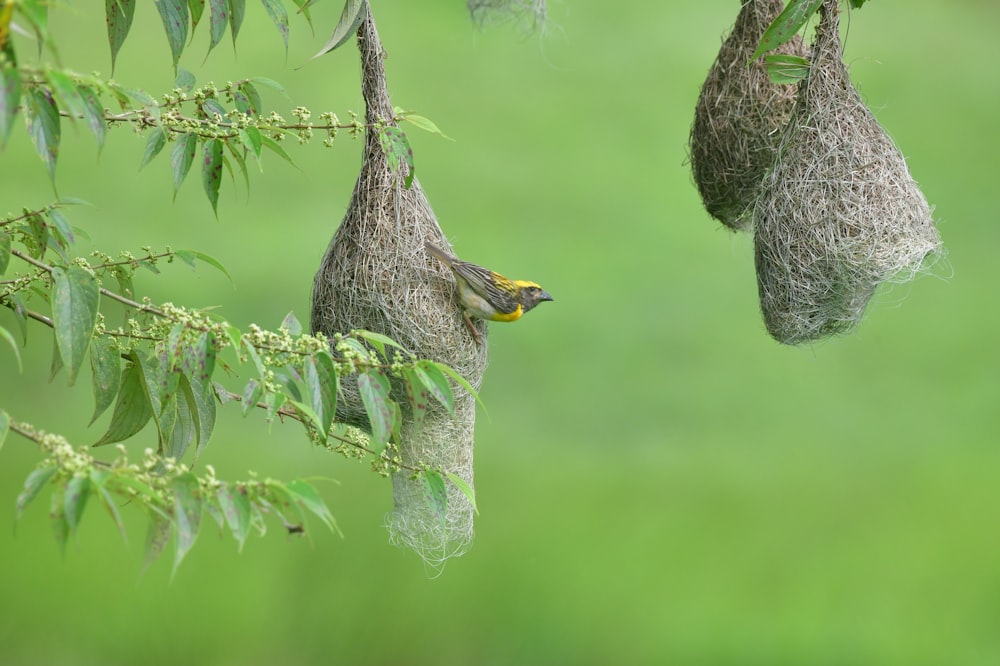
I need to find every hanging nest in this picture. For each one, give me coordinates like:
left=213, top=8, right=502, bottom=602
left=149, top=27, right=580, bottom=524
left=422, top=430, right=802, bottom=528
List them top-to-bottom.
left=467, top=0, right=546, bottom=31
left=690, top=0, right=806, bottom=230
left=752, top=1, right=941, bottom=344
left=310, top=4, right=488, bottom=566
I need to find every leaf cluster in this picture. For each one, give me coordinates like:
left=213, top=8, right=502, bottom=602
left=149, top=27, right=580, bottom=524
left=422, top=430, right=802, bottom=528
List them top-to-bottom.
left=1, top=0, right=473, bottom=568
left=754, top=0, right=871, bottom=84
left=1, top=199, right=479, bottom=565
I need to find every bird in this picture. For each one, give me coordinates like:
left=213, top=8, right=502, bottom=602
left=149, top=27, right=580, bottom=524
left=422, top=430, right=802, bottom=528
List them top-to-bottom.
left=425, top=241, right=553, bottom=344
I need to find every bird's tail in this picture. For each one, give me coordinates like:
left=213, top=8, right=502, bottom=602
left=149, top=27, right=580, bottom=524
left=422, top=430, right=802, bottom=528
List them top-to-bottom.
left=424, top=241, right=456, bottom=267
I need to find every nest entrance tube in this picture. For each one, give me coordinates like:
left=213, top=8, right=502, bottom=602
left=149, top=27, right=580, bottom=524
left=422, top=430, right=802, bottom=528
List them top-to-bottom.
left=690, top=0, right=806, bottom=230
left=752, top=1, right=942, bottom=344
left=310, top=4, right=488, bottom=566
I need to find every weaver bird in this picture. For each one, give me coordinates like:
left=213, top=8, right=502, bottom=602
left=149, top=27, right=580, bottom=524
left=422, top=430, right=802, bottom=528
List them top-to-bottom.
left=425, top=241, right=553, bottom=344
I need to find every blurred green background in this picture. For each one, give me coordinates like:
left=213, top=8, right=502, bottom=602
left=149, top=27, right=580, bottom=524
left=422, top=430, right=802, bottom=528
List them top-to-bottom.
left=2, top=1, right=999, bottom=663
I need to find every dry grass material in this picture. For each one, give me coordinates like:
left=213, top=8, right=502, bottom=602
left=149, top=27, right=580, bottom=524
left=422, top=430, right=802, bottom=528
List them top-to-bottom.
left=467, top=0, right=546, bottom=31
left=690, top=0, right=805, bottom=231
left=752, top=1, right=941, bottom=345
left=310, top=4, right=488, bottom=566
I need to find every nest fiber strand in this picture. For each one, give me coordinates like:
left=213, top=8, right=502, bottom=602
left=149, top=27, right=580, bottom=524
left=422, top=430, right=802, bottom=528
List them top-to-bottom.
left=690, top=0, right=805, bottom=230
left=752, top=2, right=941, bottom=344
left=311, top=4, right=488, bottom=565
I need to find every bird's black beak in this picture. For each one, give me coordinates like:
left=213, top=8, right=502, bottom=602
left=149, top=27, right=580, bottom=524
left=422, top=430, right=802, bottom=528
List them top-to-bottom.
left=539, top=290, right=554, bottom=302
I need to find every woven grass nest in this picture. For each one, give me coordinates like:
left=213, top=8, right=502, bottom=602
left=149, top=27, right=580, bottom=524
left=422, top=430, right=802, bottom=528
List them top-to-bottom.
left=690, top=0, right=806, bottom=231
left=752, top=1, right=941, bottom=344
left=310, top=5, right=488, bottom=566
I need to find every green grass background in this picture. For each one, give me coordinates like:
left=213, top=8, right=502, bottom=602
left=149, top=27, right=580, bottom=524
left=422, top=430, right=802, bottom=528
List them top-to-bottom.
left=2, top=1, right=999, bottom=663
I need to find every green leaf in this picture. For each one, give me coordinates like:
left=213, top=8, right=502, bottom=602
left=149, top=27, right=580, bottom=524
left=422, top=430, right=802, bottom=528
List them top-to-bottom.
left=17, top=0, right=54, bottom=58
left=105, top=0, right=135, bottom=73
left=155, top=0, right=190, bottom=70
left=188, top=0, right=206, bottom=33
left=208, top=0, right=228, bottom=54
left=228, top=0, right=246, bottom=47
left=260, top=0, right=289, bottom=52
left=291, top=0, right=316, bottom=29
left=310, top=0, right=366, bottom=60
left=752, top=0, right=824, bottom=61
left=765, top=53, right=811, bottom=85
left=0, top=59, right=23, bottom=148
left=174, top=67, right=196, bottom=92
left=45, top=69, right=86, bottom=125
left=248, top=76, right=287, bottom=97
left=237, top=81, right=261, bottom=115
left=109, top=82, right=156, bottom=109
left=78, top=85, right=108, bottom=151
left=25, top=88, right=61, bottom=184
left=200, top=97, right=228, bottom=120
left=400, top=112, right=453, bottom=141
left=239, top=126, right=263, bottom=165
left=379, top=126, right=414, bottom=188
left=139, top=127, right=167, bottom=170
left=171, top=132, right=198, bottom=195
left=260, top=134, right=295, bottom=167
left=202, top=138, right=223, bottom=214
left=223, top=139, right=249, bottom=192
left=47, top=207, right=75, bottom=250
left=25, top=211, right=46, bottom=258
left=0, top=231, right=9, bottom=274
left=173, top=249, right=234, bottom=284
left=50, top=266, right=100, bottom=386
left=6, top=293, right=29, bottom=344
left=281, top=311, right=302, bottom=336
left=0, top=325, right=20, bottom=372
left=354, top=329, right=405, bottom=360
left=49, top=330, right=64, bottom=381
left=181, top=330, right=217, bottom=393
left=89, top=336, right=121, bottom=424
left=137, top=347, right=178, bottom=424
left=304, top=351, right=337, bottom=440
left=93, top=356, right=154, bottom=446
left=414, top=360, right=453, bottom=413
left=428, top=360, right=488, bottom=415
left=185, top=367, right=216, bottom=456
left=402, top=367, right=430, bottom=429
left=357, top=369, right=394, bottom=448
left=167, top=374, right=199, bottom=459
left=241, top=378, right=263, bottom=415
left=263, top=389, right=287, bottom=422
left=283, top=395, right=322, bottom=435
left=0, top=410, right=8, bottom=452
left=16, top=466, right=58, bottom=522
left=90, top=469, right=127, bottom=541
left=423, top=470, right=447, bottom=528
left=445, top=471, right=478, bottom=515
left=172, top=472, right=202, bottom=575
left=64, top=474, right=91, bottom=539
left=107, top=475, right=159, bottom=506
left=286, top=479, right=339, bottom=534
left=263, top=480, right=307, bottom=532
left=217, top=482, right=251, bottom=550
left=50, top=484, right=69, bottom=555
left=203, top=495, right=225, bottom=530
left=144, top=510, right=171, bottom=569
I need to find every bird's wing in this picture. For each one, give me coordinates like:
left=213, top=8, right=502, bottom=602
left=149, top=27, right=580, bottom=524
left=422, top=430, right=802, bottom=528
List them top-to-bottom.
left=452, top=261, right=521, bottom=315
